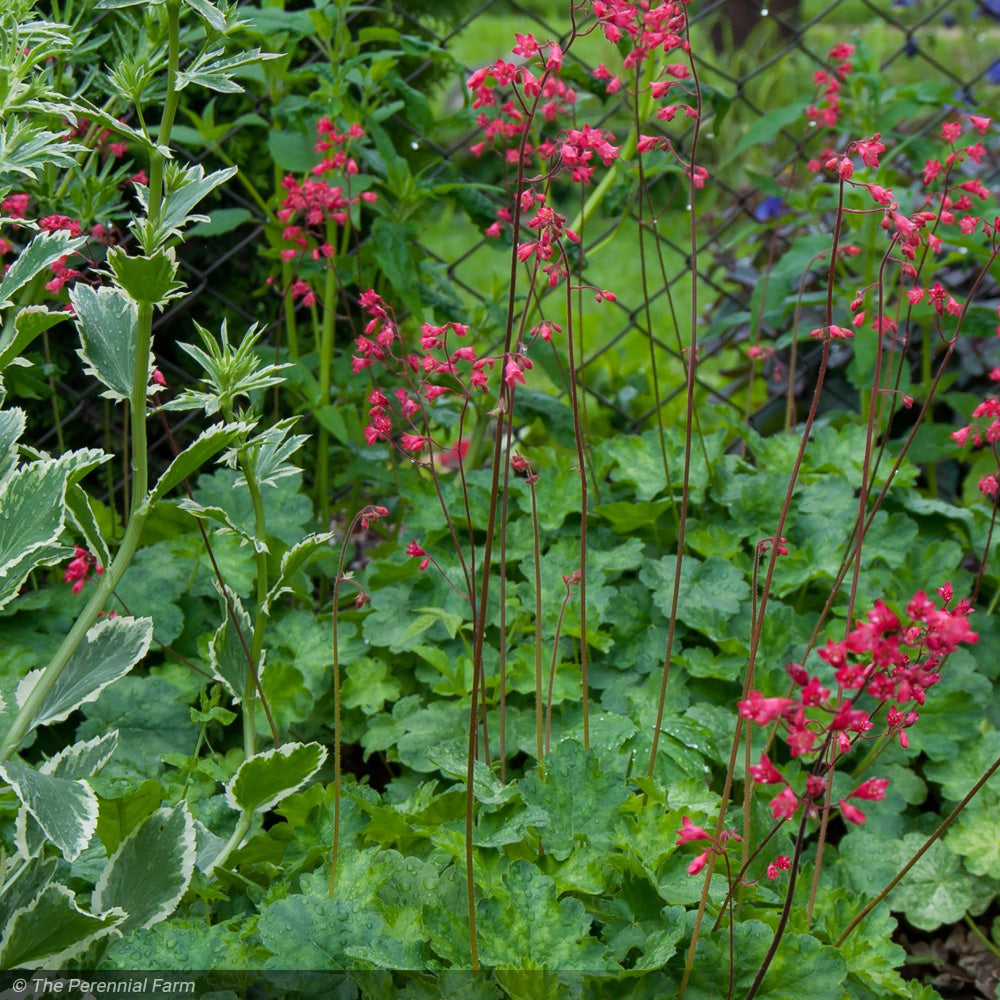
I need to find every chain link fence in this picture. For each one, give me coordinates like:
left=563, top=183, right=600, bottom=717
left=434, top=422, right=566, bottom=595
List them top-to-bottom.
left=41, top=0, right=1000, bottom=485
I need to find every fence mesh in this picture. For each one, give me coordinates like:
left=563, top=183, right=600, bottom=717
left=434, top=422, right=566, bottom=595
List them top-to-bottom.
left=37, top=0, right=1000, bottom=489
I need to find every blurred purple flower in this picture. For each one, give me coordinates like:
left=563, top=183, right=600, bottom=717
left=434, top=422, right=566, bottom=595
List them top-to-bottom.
left=753, top=196, right=787, bottom=222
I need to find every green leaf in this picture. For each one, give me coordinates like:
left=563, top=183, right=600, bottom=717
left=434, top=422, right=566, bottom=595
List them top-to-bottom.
left=96, top=0, right=165, bottom=8
left=387, top=71, right=433, bottom=133
left=66, top=98, right=167, bottom=157
left=724, top=101, right=812, bottom=165
left=0, top=120, right=85, bottom=188
left=267, top=129, right=317, bottom=172
left=187, top=207, right=253, bottom=236
left=371, top=216, right=420, bottom=303
left=0, top=231, right=87, bottom=309
left=107, top=247, right=185, bottom=306
left=70, top=284, right=141, bottom=401
left=0, top=306, right=71, bottom=372
left=230, top=417, right=308, bottom=488
left=146, top=421, right=251, bottom=507
left=191, top=467, right=314, bottom=548
left=180, top=499, right=268, bottom=553
left=592, top=499, right=673, bottom=532
left=114, top=543, right=190, bottom=645
left=640, top=555, right=749, bottom=641
left=20, top=615, right=153, bottom=731
left=342, top=657, right=402, bottom=716
left=76, top=676, right=200, bottom=778
left=924, top=730, right=1000, bottom=801
left=520, top=740, right=629, bottom=861
left=225, top=742, right=327, bottom=814
left=0, top=759, right=98, bottom=861
left=96, top=779, right=163, bottom=855
left=946, top=787, right=1000, bottom=877
left=93, top=803, right=195, bottom=933
left=841, top=831, right=978, bottom=931
left=0, top=854, right=59, bottom=924
left=478, top=861, right=614, bottom=970
left=0, top=884, right=122, bottom=967
left=813, top=890, right=912, bottom=997
left=257, top=894, right=421, bottom=969
left=100, top=919, right=260, bottom=969
left=685, top=920, right=846, bottom=999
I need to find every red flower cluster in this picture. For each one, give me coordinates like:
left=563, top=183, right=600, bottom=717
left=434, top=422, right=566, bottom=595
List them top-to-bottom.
left=807, top=42, right=855, bottom=130
left=273, top=118, right=376, bottom=306
left=1, top=197, right=90, bottom=301
left=352, top=290, right=494, bottom=455
left=952, top=395, right=1000, bottom=498
left=63, top=546, right=103, bottom=594
left=741, top=587, right=977, bottom=826
left=675, top=815, right=741, bottom=876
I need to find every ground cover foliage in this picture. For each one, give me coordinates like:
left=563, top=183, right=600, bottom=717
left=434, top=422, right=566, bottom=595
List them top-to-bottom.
left=2, top=0, right=1000, bottom=996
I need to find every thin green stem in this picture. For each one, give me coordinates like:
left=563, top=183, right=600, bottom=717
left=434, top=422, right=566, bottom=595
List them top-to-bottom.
left=147, top=0, right=181, bottom=228
left=315, top=225, right=338, bottom=531
left=1, top=300, right=154, bottom=761
left=238, top=450, right=270, bottom=761
left=529, top=475, right=544, bottom=776
left=329, top=506, right=378, bottom=899
left=206, top=809, right=254, bottom=879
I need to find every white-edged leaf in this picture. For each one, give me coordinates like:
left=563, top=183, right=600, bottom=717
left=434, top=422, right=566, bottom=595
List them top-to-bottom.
left=96, top=0, right=165, bottom=8
left=182, top=0, right=227, bottom=32
left=176, top=48, right=279, bottom=94
left=58, top=97, right=168, bottom=158
left=0, top=120, right=85, bottom=186
left=134, top=164, right=237, bottom=250
left=0, top=231, right=87, bottom=309
left=107, top=246, right=185, bottom=306
left=70, top=284, right=141, bottom=402
left=0, top=307, right=71, bottom=372
left=0, top=406, right=25, bottom=492
left=230, top=417, right=308, bottom=489
left=146, top=421, right=252, bottom=507
left=53, top=445, right=109, bottom=486
left=0, top=456, right=73, bottom=612
left=64, top=482, right=111, bottom=569
left=178, top=499, right=268, bottom=553
left=262, top=531, right=336, bottom=614
left=209, top=585, right=258, bottom=699
left=25, top=616, right=154, bottom=731
left=15, top=668, right=43, bottom=711
left=40, top=732, right=119, bottom=779
left=225, top=742, right=327, bottom=814
left=0, top=760, right=98, bottom=861
left=93, top=803, right=195, bottom=933
left=14, top=807, right=47, bottom=861
left=193, top=819, right=227, bottom=873
left=0, top=854, right=58, bottom=921
left=0, top=883, right=123, bottom=967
